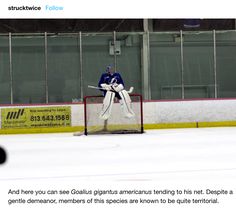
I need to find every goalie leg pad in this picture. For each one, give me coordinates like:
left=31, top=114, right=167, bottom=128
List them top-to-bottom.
left=119, top=90, right=135, bottom=118
left=99, top=91, right=115, bottom=120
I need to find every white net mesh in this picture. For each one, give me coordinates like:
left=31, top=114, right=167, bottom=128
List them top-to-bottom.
left=84, top=94, right=143, bottom=135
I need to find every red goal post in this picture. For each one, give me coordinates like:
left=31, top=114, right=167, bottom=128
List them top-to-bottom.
left=84, top=94, right=144, bottom=135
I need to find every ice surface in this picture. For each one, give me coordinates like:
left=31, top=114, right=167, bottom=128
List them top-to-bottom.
left=0, top=127, right=235, bottom=183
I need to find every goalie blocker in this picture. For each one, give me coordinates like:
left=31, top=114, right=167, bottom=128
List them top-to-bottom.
left=83, top=93, right=143, bottom=135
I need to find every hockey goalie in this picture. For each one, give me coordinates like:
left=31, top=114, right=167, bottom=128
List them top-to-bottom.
left=98, top=65, right=135, bottom=120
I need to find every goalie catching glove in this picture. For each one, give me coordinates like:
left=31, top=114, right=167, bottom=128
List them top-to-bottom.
left=100, top=83, right=124, bottom=92
left=111, top=83, right=124, bottom=92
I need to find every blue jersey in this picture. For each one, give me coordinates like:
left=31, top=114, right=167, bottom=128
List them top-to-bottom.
left=98, top=72, right=124, bottom=97
left=98, top=72, right=124, bottom=88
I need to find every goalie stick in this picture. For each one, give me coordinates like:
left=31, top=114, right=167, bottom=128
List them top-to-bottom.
left=88, top=85, right=134, bottom=94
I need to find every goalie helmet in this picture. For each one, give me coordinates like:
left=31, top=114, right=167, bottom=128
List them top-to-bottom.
left=106, top=65, right=114, bottom=74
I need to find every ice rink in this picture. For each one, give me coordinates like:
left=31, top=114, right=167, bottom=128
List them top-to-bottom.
left=0, top=127, right=236, bottom=208
left=0, top=127, right=235, bottom=182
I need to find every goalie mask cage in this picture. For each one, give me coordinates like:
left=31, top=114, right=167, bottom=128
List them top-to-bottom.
left=84, top=94, right=144, bottom=135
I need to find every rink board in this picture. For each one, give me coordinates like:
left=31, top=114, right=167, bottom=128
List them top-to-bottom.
left=1, top=98, right=236, bottom=134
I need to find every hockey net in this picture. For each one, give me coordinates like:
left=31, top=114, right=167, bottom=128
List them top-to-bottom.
left=83, top=94, right=143, bottom=135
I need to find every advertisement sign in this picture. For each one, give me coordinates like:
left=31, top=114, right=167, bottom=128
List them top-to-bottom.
left=1, top=107, right=71, bottom=129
